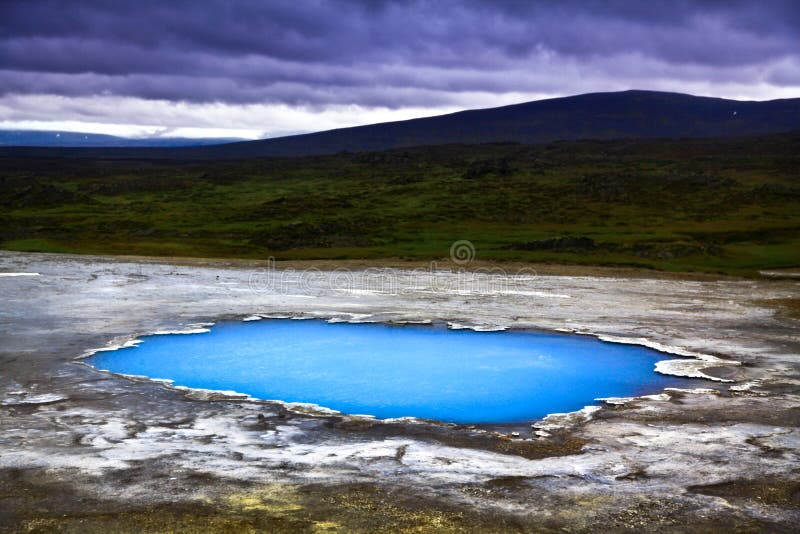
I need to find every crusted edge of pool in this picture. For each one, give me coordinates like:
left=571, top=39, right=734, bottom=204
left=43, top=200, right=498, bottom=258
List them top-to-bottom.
left=3, top=250, right=799, bottom=530
left=74, top=311, right=738, bottom=429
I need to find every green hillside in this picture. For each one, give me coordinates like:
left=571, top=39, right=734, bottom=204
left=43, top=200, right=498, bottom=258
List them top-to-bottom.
left=2, top=133, right=799, bottom=275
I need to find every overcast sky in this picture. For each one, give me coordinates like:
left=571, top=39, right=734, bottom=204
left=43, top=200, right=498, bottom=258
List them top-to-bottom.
left=1, top=0, right=798, bottom=139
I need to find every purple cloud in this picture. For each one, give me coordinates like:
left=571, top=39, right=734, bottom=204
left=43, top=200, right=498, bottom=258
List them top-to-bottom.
left=0, top=0, right=797, bottom=133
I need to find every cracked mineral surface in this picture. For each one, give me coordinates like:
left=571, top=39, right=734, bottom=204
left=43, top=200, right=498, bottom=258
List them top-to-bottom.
left=0, top=251, right=798, bottom=532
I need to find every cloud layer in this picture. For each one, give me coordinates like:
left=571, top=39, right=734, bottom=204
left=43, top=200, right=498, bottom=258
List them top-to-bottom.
left=1, top=0, right=798, bottom=137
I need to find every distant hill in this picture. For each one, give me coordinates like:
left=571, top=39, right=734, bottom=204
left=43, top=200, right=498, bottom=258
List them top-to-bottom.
left=178, top=89, right=800, bottom=158
left=1, top=90, right=798, bottom=158
left=0, top=130, right=244, bottom=147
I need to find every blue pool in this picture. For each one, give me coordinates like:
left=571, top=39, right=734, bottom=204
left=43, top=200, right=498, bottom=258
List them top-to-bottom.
left=88, top=319, right=698, bottom=423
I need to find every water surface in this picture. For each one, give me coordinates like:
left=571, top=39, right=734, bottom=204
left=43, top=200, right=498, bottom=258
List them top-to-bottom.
left=89, top=320, right=698, bottom=423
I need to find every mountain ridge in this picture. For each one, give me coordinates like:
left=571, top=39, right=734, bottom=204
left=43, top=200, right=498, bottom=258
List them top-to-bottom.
left=184, top=89, right=800, bottom=157
left=1, top=90, right=798, bottom=158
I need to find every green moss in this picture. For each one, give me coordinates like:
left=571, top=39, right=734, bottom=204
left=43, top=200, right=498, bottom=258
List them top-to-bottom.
left=2, top=133, right=799, bottom=275
left=1, top=239, right=77, bottom=254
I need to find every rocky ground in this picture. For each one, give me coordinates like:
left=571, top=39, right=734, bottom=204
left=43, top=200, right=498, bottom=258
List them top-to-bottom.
left=0, top=251, right=798, bottom=532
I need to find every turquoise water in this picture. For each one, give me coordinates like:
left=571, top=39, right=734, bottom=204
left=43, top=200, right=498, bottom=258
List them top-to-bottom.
left=89, top=320, right=696, bottom=423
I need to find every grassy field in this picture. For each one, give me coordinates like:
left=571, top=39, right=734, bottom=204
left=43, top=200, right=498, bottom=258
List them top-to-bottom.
left=1, top=133, right=799, bottom=275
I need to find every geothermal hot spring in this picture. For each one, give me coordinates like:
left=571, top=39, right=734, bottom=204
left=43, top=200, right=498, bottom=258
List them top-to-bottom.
left=88, top=320, right=699, bottom=423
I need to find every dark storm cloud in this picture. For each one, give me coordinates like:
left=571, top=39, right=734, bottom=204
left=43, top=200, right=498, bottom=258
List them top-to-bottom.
left=0, top=0, right=798, bottom=108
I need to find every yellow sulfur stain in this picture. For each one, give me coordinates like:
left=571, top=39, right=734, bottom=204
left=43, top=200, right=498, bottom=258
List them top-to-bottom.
left=225, top=484, right=304, bottom=514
